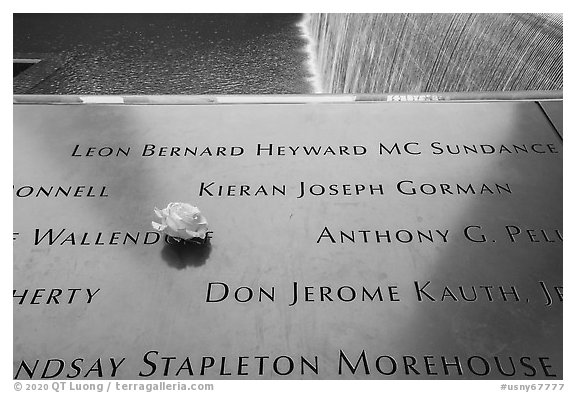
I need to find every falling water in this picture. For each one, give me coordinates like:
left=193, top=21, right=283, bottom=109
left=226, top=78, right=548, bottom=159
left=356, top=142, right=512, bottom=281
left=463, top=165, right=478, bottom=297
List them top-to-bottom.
left=298, top=14, right=323, bottom=94
left=305, top=14, right=562, bottom=94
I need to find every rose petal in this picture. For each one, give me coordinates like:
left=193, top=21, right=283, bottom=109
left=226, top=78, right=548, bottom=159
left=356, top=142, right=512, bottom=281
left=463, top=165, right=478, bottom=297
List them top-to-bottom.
left=154, top=202, right=208, bottom=239
left=180, top=203, right=197, bottom=212
left=169, top=211, right=187, bottom=229
left=180, top=214, right=198, bottom=225
left=165, top=215, right=182, bottom=232
left=151, top=221, right=167, bottom=231
left=165, top=226, right=180, bottom=238
left=185, top=229, right=205, bottom=239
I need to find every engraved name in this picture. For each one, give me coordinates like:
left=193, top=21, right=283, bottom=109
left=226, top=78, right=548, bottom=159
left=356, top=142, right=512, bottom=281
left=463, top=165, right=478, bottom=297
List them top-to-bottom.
left=14, top=185, right=109, bottom=198
left=316, top=227, right=450, bottom=244
left=33, top=229, right=161, bottom=246
left=13, top=288, right=100, bottom=305
left=13, top=351, right=558, bottom=378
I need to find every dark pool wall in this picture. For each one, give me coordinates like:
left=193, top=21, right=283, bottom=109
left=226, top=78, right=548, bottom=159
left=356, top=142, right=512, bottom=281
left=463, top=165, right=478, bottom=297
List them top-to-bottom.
left=14, top=13, right=562, bottom=95
left=306, top=13, right=563, bottom=94
left=13, top=14, right=312, bottom=95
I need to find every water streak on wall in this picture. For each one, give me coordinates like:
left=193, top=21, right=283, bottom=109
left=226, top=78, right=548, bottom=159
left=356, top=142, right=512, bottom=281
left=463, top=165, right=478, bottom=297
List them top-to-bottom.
left=306, top=14, right=562, bottom=93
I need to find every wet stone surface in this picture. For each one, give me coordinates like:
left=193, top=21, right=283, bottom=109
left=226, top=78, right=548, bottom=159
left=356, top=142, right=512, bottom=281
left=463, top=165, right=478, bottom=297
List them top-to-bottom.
left=13, top=14, right=312, bottom=95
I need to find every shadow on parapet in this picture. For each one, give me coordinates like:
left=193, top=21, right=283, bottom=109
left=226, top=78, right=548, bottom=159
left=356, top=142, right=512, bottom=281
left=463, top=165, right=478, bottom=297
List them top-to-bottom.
left=161, top=238, right=213, bottom=269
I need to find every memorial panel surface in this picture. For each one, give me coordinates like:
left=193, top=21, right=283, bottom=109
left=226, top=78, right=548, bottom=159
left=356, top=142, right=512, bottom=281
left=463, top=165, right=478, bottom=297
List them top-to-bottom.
left=13, top=101, right=562, bottom=380
left=539, top=101, right=563, bottom=137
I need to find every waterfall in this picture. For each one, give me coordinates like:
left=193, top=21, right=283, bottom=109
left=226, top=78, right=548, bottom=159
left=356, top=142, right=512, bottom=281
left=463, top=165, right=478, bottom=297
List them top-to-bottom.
left=305, top=14, right=562, bottom=94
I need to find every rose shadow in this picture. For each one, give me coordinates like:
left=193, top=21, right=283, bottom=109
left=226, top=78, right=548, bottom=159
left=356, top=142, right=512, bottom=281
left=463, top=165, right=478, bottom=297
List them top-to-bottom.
left=160, top=238, right=212, bottom=269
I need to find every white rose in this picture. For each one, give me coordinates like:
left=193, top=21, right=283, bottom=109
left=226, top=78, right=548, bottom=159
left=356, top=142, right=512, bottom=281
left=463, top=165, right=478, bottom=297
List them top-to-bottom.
left=152, top=202, right=209, bottom=240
